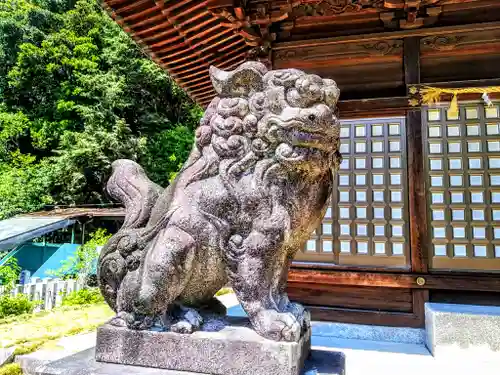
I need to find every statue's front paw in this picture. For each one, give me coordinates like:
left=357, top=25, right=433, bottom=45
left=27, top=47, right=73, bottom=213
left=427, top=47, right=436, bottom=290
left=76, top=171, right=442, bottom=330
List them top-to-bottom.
left=284, top=302, right=311, bottom=331
left=162, top=305, right=203, bottom=334
left=252, top=309, right=301, bottom=342
left=109, top=312, right=154, bottom=330
left=108, top=315, right=128, bottom=327
left=171, top=321, right=196, bottom=334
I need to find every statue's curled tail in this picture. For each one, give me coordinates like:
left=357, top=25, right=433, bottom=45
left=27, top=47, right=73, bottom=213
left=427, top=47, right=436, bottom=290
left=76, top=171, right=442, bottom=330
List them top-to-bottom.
left=97, top=160, right=163, bottom=310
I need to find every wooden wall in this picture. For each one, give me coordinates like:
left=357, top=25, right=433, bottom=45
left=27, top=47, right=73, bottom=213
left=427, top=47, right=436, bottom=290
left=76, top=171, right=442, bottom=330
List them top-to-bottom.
left=277, top=22, right=500, bottom=327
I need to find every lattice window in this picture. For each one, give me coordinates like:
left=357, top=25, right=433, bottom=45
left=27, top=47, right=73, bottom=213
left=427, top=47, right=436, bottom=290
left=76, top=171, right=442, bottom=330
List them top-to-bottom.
left=424, top=102, right=500, bottom=271
left=295, top=118, right=409, bottom=268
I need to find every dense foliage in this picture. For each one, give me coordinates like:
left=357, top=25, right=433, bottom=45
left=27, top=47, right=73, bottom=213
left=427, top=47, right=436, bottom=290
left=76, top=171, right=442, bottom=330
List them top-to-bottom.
left=0, top=0, right=201, bottom=219
left=0, top=252, right=21, bottom=289
left=0, top=253, right=34, bottom=318
left=62, top=287, right=104, bottom=306
left=0, top=294, right=37, bottom=318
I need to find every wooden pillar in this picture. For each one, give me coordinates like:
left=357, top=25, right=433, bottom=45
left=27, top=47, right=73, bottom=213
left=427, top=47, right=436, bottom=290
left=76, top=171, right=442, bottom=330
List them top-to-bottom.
left=404, top=36, right=429, bottom=326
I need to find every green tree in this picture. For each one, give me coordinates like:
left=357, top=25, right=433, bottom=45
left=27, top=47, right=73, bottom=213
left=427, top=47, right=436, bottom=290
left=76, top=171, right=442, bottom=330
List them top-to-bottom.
left=0, top=0, right=201, bottom=218
left=140, top=125, right=195, bottom=186
left=0, top=152, right=53, bottom=219
left=0, top=252, right=21, bottom=291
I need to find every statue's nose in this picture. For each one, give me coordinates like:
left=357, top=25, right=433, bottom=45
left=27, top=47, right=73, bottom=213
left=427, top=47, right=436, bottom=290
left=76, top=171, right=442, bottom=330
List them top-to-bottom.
left=280, top=107, right=301, bottom=122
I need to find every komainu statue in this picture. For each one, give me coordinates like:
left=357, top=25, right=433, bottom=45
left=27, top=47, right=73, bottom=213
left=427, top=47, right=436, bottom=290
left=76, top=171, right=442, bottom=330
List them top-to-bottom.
left=97, top=61, right=341, bottom=342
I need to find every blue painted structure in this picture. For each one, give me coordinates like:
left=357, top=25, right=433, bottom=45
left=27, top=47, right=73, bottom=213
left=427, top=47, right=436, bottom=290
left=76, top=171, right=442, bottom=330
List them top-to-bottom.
left=0, top=215, right=80, bottom=280
left=0, top=242, right=81, bottom=279
left=32, top=243, right=81, bottom=278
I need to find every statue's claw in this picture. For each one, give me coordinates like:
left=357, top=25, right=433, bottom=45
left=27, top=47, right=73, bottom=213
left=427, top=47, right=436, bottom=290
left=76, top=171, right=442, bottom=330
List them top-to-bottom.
left=276, top=294, right=310, bottom=332
left=284, top=302, right=311, bottom=332
left=162, top=305, right=203, bottom=334
left=253, top=309, right=301, bottom=342
left=109, top=311, right=154, bottom=330
left=108, top=315, right=128, bottom=328
left=171, top=321, right=195, bottom=334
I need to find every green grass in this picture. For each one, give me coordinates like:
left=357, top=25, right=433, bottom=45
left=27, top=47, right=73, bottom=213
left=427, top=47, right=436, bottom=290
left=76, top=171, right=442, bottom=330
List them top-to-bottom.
left=0, top=303, right=113, bottom=373
left=1, top=303, right=113, bottom=350
left=0, top=364, right=22, bottom=375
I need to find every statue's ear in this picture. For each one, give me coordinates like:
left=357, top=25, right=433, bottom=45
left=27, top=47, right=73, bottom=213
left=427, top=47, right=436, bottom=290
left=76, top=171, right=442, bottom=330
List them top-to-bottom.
left=210, top=62, right=266, bottom=97
left=209, top=66, right=230, bottom=95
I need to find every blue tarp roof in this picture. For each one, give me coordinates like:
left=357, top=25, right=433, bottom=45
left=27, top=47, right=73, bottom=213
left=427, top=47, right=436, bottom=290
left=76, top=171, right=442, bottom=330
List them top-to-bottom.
left=0, top=216, right=75, bottom=251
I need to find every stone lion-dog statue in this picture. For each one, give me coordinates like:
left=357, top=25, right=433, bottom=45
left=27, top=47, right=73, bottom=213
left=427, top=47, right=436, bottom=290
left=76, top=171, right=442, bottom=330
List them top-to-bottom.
left=97, top=61, right=341, bottom=342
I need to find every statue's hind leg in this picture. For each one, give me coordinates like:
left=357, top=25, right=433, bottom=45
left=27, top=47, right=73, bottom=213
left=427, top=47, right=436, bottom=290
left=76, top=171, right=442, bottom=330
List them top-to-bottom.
left=118, top=226, right=197, bottom=330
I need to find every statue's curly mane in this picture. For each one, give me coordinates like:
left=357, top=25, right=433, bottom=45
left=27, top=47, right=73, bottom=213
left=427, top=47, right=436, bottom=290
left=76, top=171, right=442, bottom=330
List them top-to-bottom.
left=182, top=62, right=341, bottom=188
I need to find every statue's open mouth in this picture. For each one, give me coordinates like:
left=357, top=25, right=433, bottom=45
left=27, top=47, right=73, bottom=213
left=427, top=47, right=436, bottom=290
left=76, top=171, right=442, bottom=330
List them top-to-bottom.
left=287, top=127, right=335, bottom=152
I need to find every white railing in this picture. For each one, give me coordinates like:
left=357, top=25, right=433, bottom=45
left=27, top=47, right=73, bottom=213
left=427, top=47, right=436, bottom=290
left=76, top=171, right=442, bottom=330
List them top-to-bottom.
left=0, top=278, right=85, bottom=311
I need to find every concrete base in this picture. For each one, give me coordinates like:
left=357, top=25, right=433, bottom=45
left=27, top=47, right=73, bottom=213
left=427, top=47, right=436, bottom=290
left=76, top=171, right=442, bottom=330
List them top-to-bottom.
left=425, top=302, right=500, bottom=360
left=96, top=317, right=312, bottom=375
left=312, top=321, right=425, bottom=345
left=0, top=347, right=15, bottom=367
left=18, top=347, right=344, bottom=375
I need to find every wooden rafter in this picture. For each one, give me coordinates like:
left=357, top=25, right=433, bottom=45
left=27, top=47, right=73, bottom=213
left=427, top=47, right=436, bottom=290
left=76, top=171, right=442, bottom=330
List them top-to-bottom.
left=102, top=0, right=252, bottom=107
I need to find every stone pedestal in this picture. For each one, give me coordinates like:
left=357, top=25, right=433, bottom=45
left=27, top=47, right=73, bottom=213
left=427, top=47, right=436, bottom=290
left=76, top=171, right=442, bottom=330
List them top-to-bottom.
left=95, top=316, right=311, bottom=375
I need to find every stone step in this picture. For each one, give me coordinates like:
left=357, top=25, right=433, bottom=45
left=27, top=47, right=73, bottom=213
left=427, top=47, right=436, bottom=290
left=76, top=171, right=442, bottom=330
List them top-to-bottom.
left=225, top=300, right=425, bottom=346
left=425, top=302, right=500, bottom=361
left=311, top=322, right=425, bottom=345
left=14, top=332, right=98, bottom=374
left=17, top=347, right=345, bottom=375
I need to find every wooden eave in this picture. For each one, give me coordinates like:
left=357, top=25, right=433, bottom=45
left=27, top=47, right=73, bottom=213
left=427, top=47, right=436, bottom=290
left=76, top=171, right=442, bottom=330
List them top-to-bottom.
left=102, top=0, right=500, bottom=108
left=103, top=0, right=252, bottom=107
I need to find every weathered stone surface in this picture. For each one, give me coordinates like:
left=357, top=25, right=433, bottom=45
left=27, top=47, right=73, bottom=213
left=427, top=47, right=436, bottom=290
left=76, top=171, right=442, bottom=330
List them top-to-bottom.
left=97, top=61, right=341, bottom=342
left=425, top=302, right=500, bottom=360
left=96, top=317, right=311, bottom=375
left=15, top=332, right=98, bottom=373
left=18, top=347, right=344, bottom=375
left=18, top=348, right=197, bottom=375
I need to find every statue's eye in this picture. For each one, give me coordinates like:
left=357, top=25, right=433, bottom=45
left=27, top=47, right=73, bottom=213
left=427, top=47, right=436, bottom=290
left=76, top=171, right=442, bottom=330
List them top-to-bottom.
left=308, top=114, right=316, bottom=121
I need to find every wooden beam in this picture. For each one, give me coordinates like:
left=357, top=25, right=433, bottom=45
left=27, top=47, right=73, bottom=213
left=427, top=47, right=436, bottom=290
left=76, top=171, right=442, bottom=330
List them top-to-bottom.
left=274, top=21, right=500, bottom=50
left=404, top=37, right=429, bottom=274
left=404, top=37, right=429, bottom=328
left=404, top=37, right=420, bottom=87
left=418, top=78, right=500, bottom=88
left=338, top=97, right=408, bottom=118
left=292, top=260, right=410, bottom=273
left=288, top=268, right=500, bottom=293
left=289, top=269, right=415, bottom=288
left=288, top=283, right=413, bottom=312
left=412, top=289, right=428, bottom=327
left=305, top=306, right=422, bottom=328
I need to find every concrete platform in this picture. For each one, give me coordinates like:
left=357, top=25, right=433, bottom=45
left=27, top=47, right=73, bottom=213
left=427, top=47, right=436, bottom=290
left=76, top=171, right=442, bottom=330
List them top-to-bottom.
left=15, top=294, right=500, bottom=375
left=425, top=302, right=500, bottom=360
left=0, top=347, right=15, bottom=367
left=18, top=347, right=345, bottom=375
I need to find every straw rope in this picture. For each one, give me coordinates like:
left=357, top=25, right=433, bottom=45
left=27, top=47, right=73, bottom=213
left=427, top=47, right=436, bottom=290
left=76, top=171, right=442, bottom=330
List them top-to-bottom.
left=418, top=86, right=500, bottom=117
